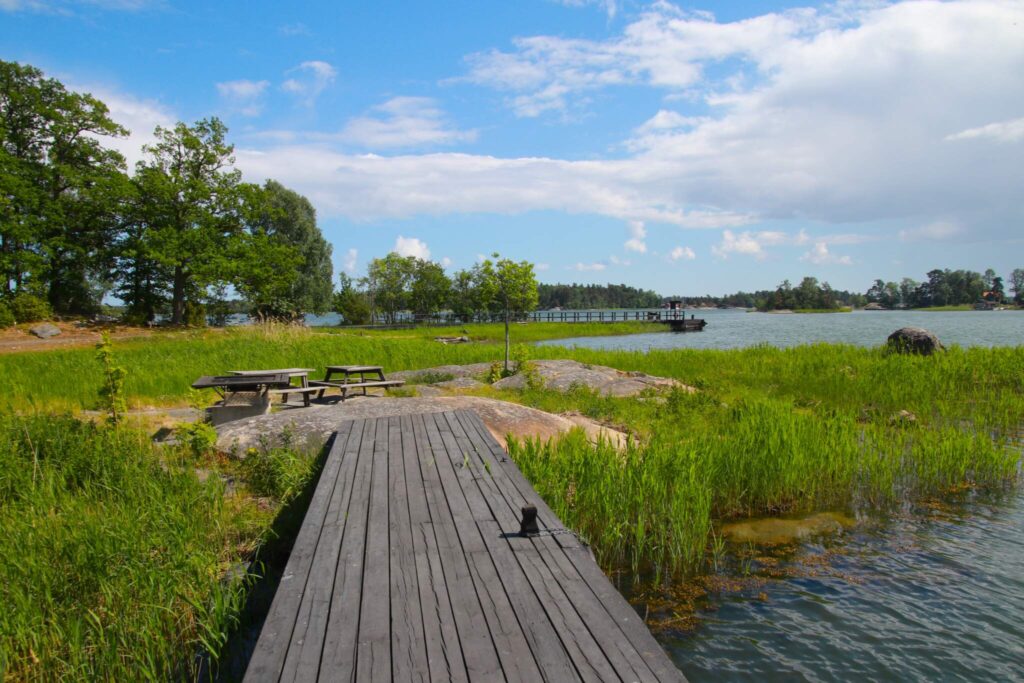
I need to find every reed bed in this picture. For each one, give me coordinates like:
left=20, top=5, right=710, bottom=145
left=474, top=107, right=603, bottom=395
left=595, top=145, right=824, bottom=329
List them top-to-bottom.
left=509, top=396, right=1020, bottom=579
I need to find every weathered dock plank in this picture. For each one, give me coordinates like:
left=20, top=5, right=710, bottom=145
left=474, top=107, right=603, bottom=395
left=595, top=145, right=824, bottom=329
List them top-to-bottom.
left=244, top=410, right=685, bottom=683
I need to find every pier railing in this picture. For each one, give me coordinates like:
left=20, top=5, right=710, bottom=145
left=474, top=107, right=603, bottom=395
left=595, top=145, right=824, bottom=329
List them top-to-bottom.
left=347, top=309, right=697, bottom=328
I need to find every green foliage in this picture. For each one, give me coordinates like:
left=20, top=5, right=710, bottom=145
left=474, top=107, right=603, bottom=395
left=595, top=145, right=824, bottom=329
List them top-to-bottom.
left=0, top=60, right=129, bottom=315
left=409, top=258, right=451, bottom=317
left=333, top=272, right=371, bottom=324
left=538, top=282, right=662, bottom=309
left=9, top=293, right=51, bottom=323
left=0, top=302, right=14, bottom=328
left=95, top=332, right=127, bottom=424
left=512, top=343, right=543, bottom=389
left=404, top=371, right=457, bottom=385
left=0, top=414, right=245, bottom=680
left=176, top=421, right=218, bottom=457
left=242, top=446, right=316, bottom=502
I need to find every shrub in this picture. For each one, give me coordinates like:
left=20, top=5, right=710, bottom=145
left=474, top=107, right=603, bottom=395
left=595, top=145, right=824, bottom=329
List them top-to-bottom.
left=9, top=293, right=51, bottom=323
left=0, top=302, right=14, bottom=328
left=176, top=421, right=218, bottom=457
left=243, top=447, right=315, bottom=502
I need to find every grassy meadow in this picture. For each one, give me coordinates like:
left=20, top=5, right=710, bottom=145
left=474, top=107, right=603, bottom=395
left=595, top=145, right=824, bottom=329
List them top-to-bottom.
left=0, top=321, right=1021, bottom=678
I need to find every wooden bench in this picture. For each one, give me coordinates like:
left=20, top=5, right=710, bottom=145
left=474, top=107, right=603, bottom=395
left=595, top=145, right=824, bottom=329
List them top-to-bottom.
left=308, top=379, right=405, bottom=401
left=267, top=386, right=322, bottom=407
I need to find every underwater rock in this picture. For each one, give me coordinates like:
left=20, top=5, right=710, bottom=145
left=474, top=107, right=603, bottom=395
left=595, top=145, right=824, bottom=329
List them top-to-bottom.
left=721, top=512, right=855, bottom=545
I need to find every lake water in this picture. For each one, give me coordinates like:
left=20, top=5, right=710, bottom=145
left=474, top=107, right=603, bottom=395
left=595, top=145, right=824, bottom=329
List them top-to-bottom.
left=536, top=309, right=1024, bottom=351
left=618, top=490, right=1024, bottom=682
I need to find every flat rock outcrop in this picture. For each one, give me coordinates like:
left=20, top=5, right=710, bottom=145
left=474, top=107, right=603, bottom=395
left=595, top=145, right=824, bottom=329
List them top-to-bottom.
left=393, top=359, right=691, bottom=397
left=493, top=359, right=692, bottom=396
left=215, top=396, right=627, bottom=454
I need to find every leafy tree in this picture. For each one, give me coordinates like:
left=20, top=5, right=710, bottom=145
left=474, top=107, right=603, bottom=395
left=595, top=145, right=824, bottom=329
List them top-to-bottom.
left=0, top=60, right=130, bottom=314
left=133, top=118, right=243, bottom=325
left=246, top=180, right=333, bottom=315
left=363, top=252, right=415, bottom=323
left=478, top=253, right=539, bottom=371
left=409, top=259, right=451, bottom=318
left=1011, top=268, right=1024, bottom=305
left=333, top=273, right=371, bottom=324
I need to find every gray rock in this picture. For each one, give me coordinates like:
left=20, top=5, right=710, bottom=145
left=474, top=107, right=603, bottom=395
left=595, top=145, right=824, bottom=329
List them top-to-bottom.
left=28, top=323, right=60, bottom=339
left=886, top=327, right=944, bottom=355
left=492, top=359, right=691, bottom=396
left=389, top=363, right=492, bottom=383
left=434, top=377, right=488, bottom=391
left=215, top=396, right=627, bottom=454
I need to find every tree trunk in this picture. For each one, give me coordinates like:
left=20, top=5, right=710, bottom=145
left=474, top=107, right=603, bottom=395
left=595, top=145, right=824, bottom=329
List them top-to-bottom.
left=171, top=265, right=186, bottom=325
left=504, top=308, right=510, bottom=373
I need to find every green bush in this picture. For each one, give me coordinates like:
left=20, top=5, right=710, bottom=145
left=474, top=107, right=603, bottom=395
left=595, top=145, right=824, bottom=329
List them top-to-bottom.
left=9, top=293, right=51, bottom=323
left=0, top=302, right=14, bottom=328
left=176, top=421, right=218, bottom=457
left=242, top=447, right=316, bottom=502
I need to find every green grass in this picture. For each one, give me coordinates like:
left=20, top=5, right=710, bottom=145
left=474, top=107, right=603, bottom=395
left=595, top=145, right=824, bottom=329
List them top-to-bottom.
left=0, top=323, right=661, bottom=411
left=1, top=325, right=1022, bottom=673
left=0, top=413, right=318, bottom=680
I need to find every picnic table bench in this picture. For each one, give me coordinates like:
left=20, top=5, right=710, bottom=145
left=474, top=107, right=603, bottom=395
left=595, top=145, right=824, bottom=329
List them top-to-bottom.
left=308, top=365, right=404, bottom=401
left=230, top=368, right=319, bottom=406
left=191, top=373, right=292, bottom=403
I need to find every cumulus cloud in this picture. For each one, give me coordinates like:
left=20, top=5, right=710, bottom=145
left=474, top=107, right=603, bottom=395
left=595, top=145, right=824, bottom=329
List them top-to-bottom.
left=461, top=1, right=1024, bottom=235
left=282, top=60, right=336, bottom=106
left=216, top=79, right=269, bottom=117
left=71, top=84, right=175, bottom=169
left=338, top=97, right=477, bottom=149
left=946, top=116, right=1024, bottom=144
left=624, top=220, right=647, bottom=252
left=394, top=235, right=430, bottom=259
left=800, top=241, right=852, bottom=265
left=669, top=245, right=696, bottom=261
left=342, top=248, right=358, bottom=275
left=572, top=261, right=607, bottom=271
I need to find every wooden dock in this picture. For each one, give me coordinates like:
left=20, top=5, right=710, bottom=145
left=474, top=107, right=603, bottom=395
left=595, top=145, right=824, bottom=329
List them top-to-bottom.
left=244, top=410, right=685, bottom=682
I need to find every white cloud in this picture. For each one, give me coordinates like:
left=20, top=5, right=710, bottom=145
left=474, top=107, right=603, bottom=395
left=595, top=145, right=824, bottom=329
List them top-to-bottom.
left=1, top=0, right=155, bottom=12
left=461, top=1, right=1024, bottom=235
left=279, top=22, right=310, bottom=37
left=282, top=60, right=336, bottom=106
left=216, top=79, right=269, bottom=117
left=72, top=84, right=175, bottom=169
left=338, top=97, right=477, bottom=149
left=946, top=116, right=1024, bottom=143
left=624, top=219, right=647, bottom=252
left=898, top=221, right=964, bottom=243
left=711, top=229, right=791, bottom=259
left=394, top=235, right=430, bottom=259
left=800, top=241, right=852, bottom=265
left=669, top=245, right=696, bottom=261
left=342, top=248, right=358, bottom=275
left=608, top=255, right=632, bottom=266
left=440, top=256, right=453, bottom=268
left=572, top=261, right=607, bottom=271
left=535, top=262, right=551, bottom=271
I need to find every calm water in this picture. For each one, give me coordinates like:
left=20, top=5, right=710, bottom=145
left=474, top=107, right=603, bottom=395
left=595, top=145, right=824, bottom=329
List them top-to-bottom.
left=536, top=309, right=1024, bottom=351
left=620, top=492, right=1024, bottom=682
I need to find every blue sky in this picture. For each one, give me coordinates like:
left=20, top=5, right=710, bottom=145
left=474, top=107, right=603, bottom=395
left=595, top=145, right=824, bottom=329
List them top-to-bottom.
left=3, top=0, right=1022, bottom=295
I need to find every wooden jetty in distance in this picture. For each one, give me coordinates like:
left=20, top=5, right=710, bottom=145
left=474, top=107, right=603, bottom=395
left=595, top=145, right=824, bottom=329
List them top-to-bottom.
left=244, top=410, right=685, bottom=682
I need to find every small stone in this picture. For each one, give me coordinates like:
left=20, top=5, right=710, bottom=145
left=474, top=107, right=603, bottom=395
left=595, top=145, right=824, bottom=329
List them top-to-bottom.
left=28, top=322, right=60, bottom=339
left=886, top=327, right=944, bottom=355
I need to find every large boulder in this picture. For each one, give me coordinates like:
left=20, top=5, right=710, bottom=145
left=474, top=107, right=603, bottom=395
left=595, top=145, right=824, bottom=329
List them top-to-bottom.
left=28, top=323, right=61, bottom=339
left=886, top=327, right=944, bottom=355
left=215, top=396, right=627, bottom=454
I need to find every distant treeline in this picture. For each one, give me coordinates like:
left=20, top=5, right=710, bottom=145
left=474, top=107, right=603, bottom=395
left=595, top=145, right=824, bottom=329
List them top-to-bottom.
left=863, top=268, right=1023, bottom=308
left=537, top=283, right=662, bottom=309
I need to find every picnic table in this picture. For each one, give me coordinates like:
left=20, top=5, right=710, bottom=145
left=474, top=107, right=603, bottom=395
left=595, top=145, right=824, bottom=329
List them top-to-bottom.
left=309, top=364, right=405, bottom=401
left=229, top=368, right=318, bottom=406
left=191, top=373, right=291, bottom=403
